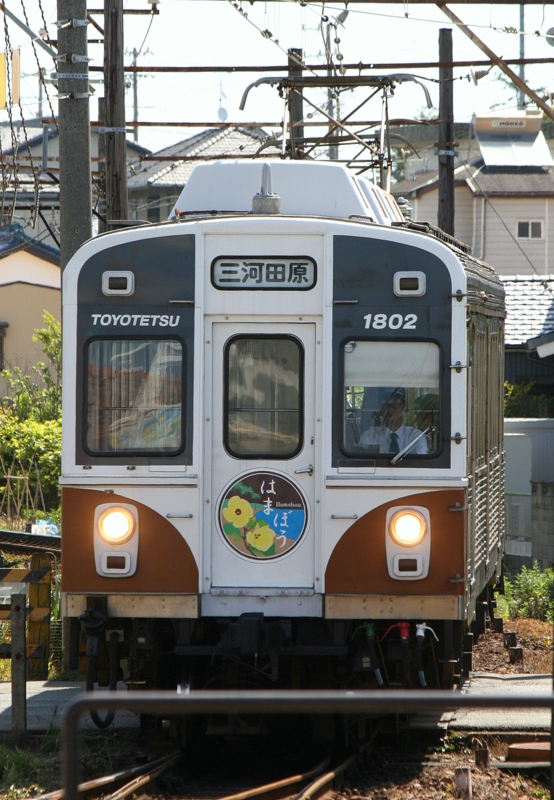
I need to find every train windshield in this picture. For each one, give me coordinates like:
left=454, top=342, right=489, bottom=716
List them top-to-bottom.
left=225, top=336, right=303, bottom=459
left=86, top=339, right=183, bottom=454
left=342, top=341, right=440, bottom=458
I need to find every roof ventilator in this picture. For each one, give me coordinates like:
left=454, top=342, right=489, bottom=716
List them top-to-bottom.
left=252, top=164, right=281, bottom=215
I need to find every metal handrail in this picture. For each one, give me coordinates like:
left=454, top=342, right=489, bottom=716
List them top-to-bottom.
left=63, top=688, right=554, bottom=800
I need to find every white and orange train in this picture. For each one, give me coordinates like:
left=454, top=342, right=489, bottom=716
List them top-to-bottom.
left=61, top=160, right=505, bottom=711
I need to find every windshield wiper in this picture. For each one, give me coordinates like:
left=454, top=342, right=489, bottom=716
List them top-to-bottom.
left=390, top=427, right=435, bottom=465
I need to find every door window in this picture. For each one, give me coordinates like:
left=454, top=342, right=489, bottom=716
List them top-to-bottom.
left=225, top=336, right=303, bottom=458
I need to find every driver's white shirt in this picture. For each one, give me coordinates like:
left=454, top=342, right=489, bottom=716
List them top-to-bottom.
left=359, top=424, right=428, bottom=454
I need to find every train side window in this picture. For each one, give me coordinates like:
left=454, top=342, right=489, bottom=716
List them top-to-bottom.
left=225, top=336, right=303, bottom=459
left=85, top=338, right=184, bottom=455
left=342, top=340, right=440, bottom=458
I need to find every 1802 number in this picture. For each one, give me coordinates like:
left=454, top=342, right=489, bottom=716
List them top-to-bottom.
left=364, top=313, right=417, bottom=330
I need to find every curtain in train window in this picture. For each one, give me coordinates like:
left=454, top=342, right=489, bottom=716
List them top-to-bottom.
left=225, top=337, right=303, bottom=458
left=86, top=339, right=183, bottom=453
left=342, top=341, right=440, bottom=457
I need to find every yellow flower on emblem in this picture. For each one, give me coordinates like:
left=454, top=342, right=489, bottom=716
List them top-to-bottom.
left=223, top=496, right=254, bottom=528
left=246, top=525, right=276, bottom=553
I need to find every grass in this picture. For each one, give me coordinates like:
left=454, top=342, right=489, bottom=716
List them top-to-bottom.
left=0, top=730, right=141, bottom=797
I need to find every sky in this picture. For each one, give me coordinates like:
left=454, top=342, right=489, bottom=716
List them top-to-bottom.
left=5, top=1, right=554, bottom=153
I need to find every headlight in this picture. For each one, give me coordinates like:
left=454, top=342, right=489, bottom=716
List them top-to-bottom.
left=98, top=507, right=136, bottom=544
left=389, top=509, right=426, bottom=547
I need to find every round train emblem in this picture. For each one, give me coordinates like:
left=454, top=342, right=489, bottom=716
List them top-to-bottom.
left=218, top=471, right=308, bottom=560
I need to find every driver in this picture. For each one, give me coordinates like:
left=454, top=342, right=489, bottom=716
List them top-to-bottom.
left=359, top=388, right=428, bottom=455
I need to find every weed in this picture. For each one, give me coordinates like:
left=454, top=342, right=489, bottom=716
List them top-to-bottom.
left=498, top=562, right=554, bottom=622
left=0, top=745, right=51, bottom=791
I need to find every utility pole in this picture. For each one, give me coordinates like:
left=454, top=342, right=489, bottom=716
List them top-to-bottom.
left=56, top=0, right=92, bottom=269
left=104, top=0, right=128, bottom=225
left=518, top=5, right=525, bottom=109
left=438, top=28, right=455, bottom=236
left=132, top=47, right=139, bottom=143
left=288, top=48, right=303, bottom=157
left=98, top=97, right=107, bottom=233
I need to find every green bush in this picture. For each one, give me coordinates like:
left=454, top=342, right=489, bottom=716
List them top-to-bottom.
left=0, top=312, right=62, bottom=514
left=0, top=415, right=61, bottom=510
left=500, top=562, right=554, bottom=622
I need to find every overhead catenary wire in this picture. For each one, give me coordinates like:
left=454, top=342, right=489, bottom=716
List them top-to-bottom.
left=18, top=0, right=58, bottom=131
left=226, top=0, right=319, bottom=77
left=303, top=1, right=554, bottom=42
left=3, top=6, right=20, bottom=225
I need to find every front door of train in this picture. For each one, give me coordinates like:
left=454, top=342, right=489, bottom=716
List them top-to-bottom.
left=205, top=322, right=316, bottom=594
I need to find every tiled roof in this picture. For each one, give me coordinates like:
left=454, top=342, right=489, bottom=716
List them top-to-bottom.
left=0, top=123, right=150, bottom=158
left=127, top=127, right=279, bottom=189
left=393, top=159, right=554, bottom=199
left=392, top=164, right=469, bottom=198
left=467, top=165, right=554, bottom=196
left=0, top=223, right=60, bottom=265
left=502, top=274, right=554, bottom=346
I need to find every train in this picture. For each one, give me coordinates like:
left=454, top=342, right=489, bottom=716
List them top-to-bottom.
left=61, top=159, right=505, bottom=725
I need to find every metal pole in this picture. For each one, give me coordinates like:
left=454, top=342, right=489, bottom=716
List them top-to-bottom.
left=56, top=0, right=92, bottom=269
left=104, top=0, right=128, bottom=225
left=439, top=4, right=554, bottom=123
left=326, top=26, right=337, bottom=160
left=438, top=27, right=455, bottom=236
left=288, top=48, right=303, bottom=154
left=10, top=594, right=26, bottom=735
left=63, top=689, right=554, bottom=800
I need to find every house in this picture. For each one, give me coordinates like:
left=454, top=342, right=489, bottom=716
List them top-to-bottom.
left=392, top=110, right=554, bottom=277
left=0, top=121, right=151, bottom=249
left=127, top=126, right=279, bottom=223
left=0, top=223, right=60, bottom=394
left=503, top=274, right=554, bottom=413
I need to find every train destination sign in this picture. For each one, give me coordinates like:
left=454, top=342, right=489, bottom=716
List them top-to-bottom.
left=212, top=256, right=316, bottom=290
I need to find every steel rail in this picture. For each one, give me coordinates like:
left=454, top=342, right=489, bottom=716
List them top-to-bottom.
left=63, top=689, right=554, bottom=800
left=37, top=752, right=179, bottom=800
left=102, top=754, right=181, bottom=800
left=218, top=758, right=331, bottom=800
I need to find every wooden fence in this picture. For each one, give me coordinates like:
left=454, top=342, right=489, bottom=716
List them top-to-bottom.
left=0, top=553, right=52, bottom=732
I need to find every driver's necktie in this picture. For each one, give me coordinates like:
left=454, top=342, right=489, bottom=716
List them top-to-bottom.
left=389, top=432, right=399, bottom=453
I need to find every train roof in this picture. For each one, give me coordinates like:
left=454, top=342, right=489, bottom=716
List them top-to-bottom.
left=171, top=159, right=404, bottom=225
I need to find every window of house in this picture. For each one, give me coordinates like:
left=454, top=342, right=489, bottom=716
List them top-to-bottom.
left=517, top=220, right=543, bottom=240
left=225, top=336, right=303, bottom=459
left=86, top=339, right=184, bottom=454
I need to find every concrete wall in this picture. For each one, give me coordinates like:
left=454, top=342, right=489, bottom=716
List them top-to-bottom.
left=504, top=419, right=554, bottom=482
left=504, top=420, right=554, bottom=569
left=504, top=432, right=533, bottom=572
left=531, top=482, right=554, bottom=568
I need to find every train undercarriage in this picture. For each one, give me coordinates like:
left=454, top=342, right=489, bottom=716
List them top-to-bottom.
left=74, top=585, right=498, bottom=702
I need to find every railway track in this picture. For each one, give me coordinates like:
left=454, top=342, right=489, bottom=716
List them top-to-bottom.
left=0, top=529, right=61, bottom=555
left=34, top=739, right=374, bottom=800
left=36, top=753, right=181, bottom=800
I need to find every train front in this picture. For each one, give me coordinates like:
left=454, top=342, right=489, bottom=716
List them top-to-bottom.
left=61, top=160, right=503, bottom=701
